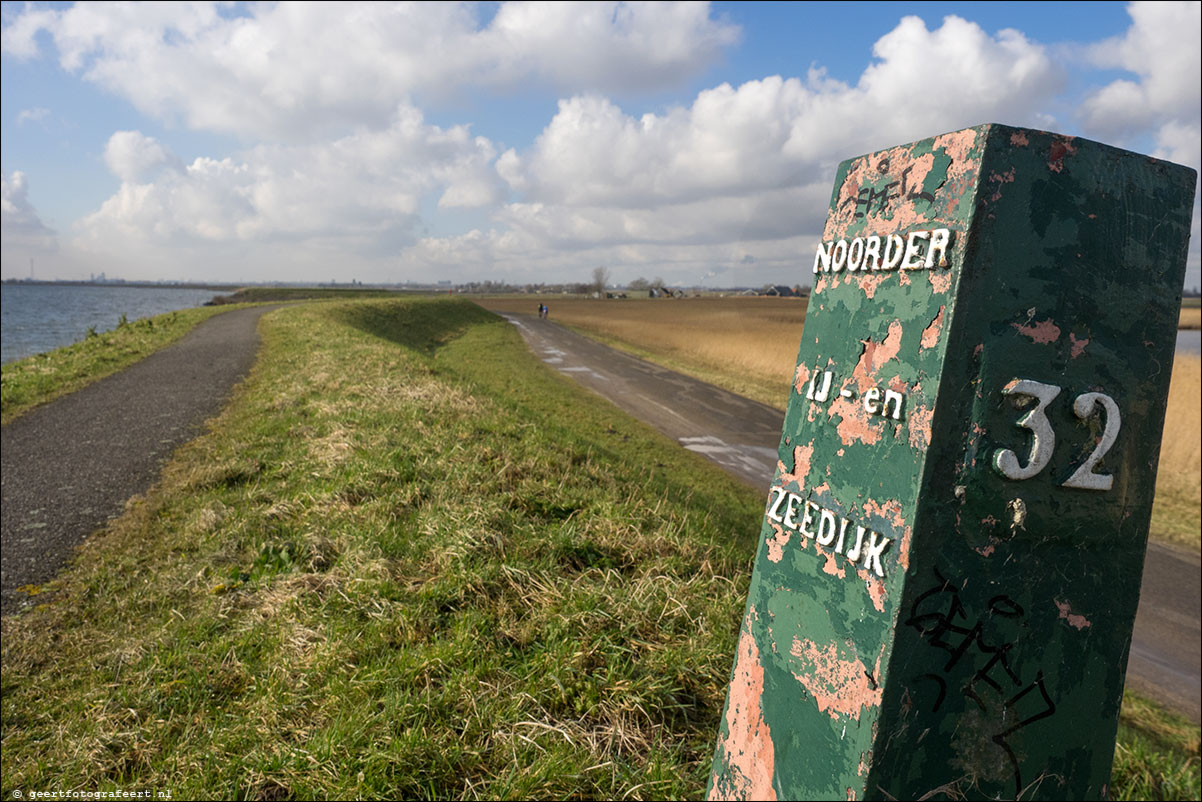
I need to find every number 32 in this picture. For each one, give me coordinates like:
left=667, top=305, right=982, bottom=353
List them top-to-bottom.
left=993, top=379, right=1120, bottom=491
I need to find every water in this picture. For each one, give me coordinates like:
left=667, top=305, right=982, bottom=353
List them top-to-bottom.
left=1, top=283, right=220, bottom=364
left=1177, top=329, right=1201, bottom=355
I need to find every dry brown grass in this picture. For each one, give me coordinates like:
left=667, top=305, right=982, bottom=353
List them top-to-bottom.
left=476, top=295, right=1201, bottom=551
left=477, top=296, right=807, bottom=406
left=1179, top=307, right=1200, bottom=330
left=1151, top=355, right=1201, bottom=548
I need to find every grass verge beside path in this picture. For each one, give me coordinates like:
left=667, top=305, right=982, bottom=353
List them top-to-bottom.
left=1, top=298, right=1195, bottom=799
left=1, top=298, right=761, bottom=799
left=1, top=305, right=246, bottom=425
left=1113, top=691, right=1202, bottom=801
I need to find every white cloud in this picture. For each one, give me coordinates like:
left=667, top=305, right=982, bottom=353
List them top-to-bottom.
left=1081, top=0, right=1201, bottom=155
left=2, top=1, right=738, bottom=142
left=5, top=4, right=1196, bottom=288
left=411, top=14, right=1063, bottom=285
left=502, top=16, right=1060, bottom=211
left=75, top=106, right=500, bottom=272
left=16, top=107, right=50, bottom=125
left=103, top=131, right=182, bottom=183
left=1, top=171, right=58, bottom=266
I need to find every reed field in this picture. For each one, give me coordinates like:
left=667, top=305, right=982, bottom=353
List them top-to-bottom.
left=477, top=295, right=1201, bottom=551
left=478, top=296, right=807, bottom=407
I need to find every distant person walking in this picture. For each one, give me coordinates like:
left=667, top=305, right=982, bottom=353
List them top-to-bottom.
left=538, top=303, right=544, bottom=318
left=541, top=304, right=549, bottom=319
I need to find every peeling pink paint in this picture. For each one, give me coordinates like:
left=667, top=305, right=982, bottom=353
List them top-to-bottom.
left=931, top=129, right=983, bottom=216
left=824, top=130, right=981, bottom=240
left=1010, top=130, right=1030, bottom=146
left=1047, top=135, right=1078, bottom=173
left=989, top=167, right=1016, bottom=201
left=928, top=270, right=953, bottom=294
left=859, top=272, right=889, bottom=299
left=921, top=306, right=946, bottom=349
left=1012, top=318, right=1061, bottom=344
left=827, top=322, right=905, bottom=446
left=853, top=322, right=903, bottom=392
left=1070, top=333, right=1089, bottom=359
left=973, top=343, right=983, bottom=357
left=794, top=363, right=812, bottom=397
left=829, top=395, right=884, bottom=446
left=908, top=405, right=934, bottom=452
left=779, top=443, right=815, bottom=490
left=766, top=521, right=790, bottom=564
left=976, top=542, right=996, bottom=557
left=821, top=549, right=846, bottom=578
left=860, top=571, right=887, bottom=612
left=1056, top=600, right=1092, bottom=630
left=711, top=610, right=778, bottom=801
left=790, top=637, right=883, bottom=721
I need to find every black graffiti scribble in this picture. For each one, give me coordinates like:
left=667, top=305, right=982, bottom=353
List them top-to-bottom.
left=842, top=164, right=938, bottom=220
left=904, top=568, right=1057, bottom=799
left=992, top=672, right=1057, bottom=799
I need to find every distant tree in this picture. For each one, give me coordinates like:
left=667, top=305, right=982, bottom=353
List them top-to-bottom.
left=591, top=266, right=611, bottom=296
left=628, top=276, right=650, bottom=290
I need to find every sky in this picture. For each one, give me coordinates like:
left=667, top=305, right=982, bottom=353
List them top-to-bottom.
left=2, top=1, right=1199, bottom=289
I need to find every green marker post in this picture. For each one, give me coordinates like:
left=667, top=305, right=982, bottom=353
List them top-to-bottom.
left=708, top=124, right=1196, bottom=801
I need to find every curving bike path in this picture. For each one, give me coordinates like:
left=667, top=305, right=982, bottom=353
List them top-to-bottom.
left=1, top=305, right=279, bottom=615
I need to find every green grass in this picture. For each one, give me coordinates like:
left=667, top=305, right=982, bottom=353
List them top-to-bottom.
left=210, top=287, right=420, bottom=304
left=1, top=298, right=1195, bottom=800
left=1, top=298, right=760, bottom=799
left=1, top=305, right=241, bottom=424
left=1113, top=691, right=1201, bottom=800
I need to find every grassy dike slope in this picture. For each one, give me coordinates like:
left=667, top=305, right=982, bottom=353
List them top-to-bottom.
left=2, top=298, right=1196, bottom=800
left=2, top=298, right=761, bottom=799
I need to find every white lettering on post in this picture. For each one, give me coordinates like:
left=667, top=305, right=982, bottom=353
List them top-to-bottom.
left=812, top=228, right=954, bottom=275
left=902, top=230, right=929, bottom=269
left=761, top=488, right=896, bottom=582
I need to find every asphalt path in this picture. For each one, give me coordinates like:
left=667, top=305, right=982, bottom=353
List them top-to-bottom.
left=1, top=305, right=278, bottom=615
left=501, top=311, right=1202, bottom=724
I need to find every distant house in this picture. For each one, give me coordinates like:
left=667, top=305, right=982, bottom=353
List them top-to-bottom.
left=764, top=285, right=797, bottom=297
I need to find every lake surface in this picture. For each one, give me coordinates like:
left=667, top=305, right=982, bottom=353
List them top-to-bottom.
left=1, top=284, right=220, bottom=364
left=1178, top=329, right=1201, bottom=355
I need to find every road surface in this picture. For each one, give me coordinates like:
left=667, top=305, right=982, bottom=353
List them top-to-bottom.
left=1, top=305, right=279, bottom=615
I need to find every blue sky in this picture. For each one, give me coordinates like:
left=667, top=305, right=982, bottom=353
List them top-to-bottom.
left=2, top=1, right=1199, bottom=288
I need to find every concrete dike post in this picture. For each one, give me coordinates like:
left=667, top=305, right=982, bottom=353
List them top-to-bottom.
left=707, top=124, right=1196, bottom=801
